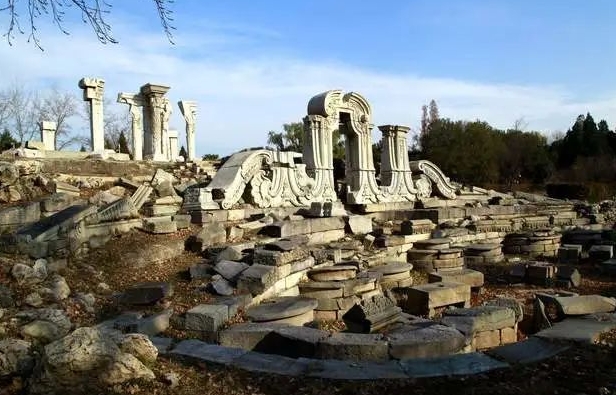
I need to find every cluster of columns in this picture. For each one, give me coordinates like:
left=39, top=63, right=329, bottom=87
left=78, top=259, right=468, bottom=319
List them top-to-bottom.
left=78, top=77, right=198, bottom=161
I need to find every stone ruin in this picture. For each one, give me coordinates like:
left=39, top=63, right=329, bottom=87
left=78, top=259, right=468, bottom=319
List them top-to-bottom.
left=5, top=77, right=199, bottom=163
left=2, top=88, right=616, bottom=391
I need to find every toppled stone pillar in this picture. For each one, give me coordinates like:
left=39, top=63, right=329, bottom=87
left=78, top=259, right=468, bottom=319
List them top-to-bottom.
left=78, top=77, right=105, bottom=152
left=140, top=83, right=171, bottom=161
left=117, top=92, right=145, bottom=160
left=178, top=100, right=197, bottom=161
left=39, top=121, right=57, bottom=151
left=168, top=129, right=179, bottom=161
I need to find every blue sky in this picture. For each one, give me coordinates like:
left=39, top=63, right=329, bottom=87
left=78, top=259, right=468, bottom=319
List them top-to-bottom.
left=1, top=0, right=615, bottom=156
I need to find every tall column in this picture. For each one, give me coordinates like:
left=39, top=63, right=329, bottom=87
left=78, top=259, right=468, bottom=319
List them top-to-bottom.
left=78, top=77, right=105, bottom=152
left=140, top=83, right=171, bottom=161
left=117, top=93, right=145, bottom=160
left=178, top=100, right=197, bottom=161
left=39, top=121, right=57, bottom=151
left=168, top=129, right=179, bottom=161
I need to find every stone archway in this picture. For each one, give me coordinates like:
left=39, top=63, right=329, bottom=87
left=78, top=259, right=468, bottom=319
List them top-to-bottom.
left=303, top=90, right=384, bottom=204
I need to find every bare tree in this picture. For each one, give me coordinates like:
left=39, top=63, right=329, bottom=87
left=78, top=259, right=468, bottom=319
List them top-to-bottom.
left=1, top=0, right=175, bottom=49
left=4, top=84, right=39, bottom=143
left=36, top=87, right=79, bottom=149
left=511, top=117, right=528, bottom=132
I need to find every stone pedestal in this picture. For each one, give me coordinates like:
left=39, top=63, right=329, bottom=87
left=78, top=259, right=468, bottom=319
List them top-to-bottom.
left=78, top=77, right=105, bottom=152
left=140, top=83, right=171, bottom=161
left=117, top=92, right=145, bottom=160
left=178, top=100, right=197, bottom=161
left=39, top=121, right=57, bottom=150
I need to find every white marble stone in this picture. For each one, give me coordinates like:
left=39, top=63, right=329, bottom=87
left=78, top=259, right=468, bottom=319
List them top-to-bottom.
left=78, top=77, right=105, bottom=152
left=117, top=92, right=145, bottom=161
left=178, top=100, right=197, bottom=161
left=39, top=121, right=56, bottom=151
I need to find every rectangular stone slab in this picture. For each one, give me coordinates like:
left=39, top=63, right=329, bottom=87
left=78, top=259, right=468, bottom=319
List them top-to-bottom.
left=405, top=282, right=471, bottom=312
left=486, top=337, right=569, bottom=364
left=170, top=339, right=247, bottom=365
left=399, top=352, right=508, bottom=378
left=301, top=358, right=408, bottom=379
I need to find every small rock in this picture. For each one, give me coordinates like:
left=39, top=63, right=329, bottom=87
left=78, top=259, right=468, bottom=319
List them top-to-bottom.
left=215, top=246, right=244, bottom=263
left=189, top=264, right=212, bottom=280
left=39, top=275, right=71, bottom=302
left=210, top=278, right=234, bottom=296
left=97, top=282, right=111, bottom=294
left=0, top=285, right=14, bottom=308
left=24, top=292, right=44, bottom=307
left=74, top=292, right=96, bottom=313
left=21, top=320, right=63, bottom=343
left=116, top=333, right=158, bottom=364
left=0, top=338, right=33, bottom=377
left=162, top=371, right=179, bottom=388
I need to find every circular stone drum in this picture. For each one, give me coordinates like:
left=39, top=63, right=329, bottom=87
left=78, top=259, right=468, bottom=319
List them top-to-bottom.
left=247, top=296, right=318, bottom=326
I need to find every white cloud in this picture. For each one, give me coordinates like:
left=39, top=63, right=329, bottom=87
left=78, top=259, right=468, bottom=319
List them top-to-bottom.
left=1, top=18, right=615, bottom=157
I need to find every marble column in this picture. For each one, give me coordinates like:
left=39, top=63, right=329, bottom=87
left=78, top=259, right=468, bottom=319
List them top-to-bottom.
left=78, top=77, right=105, bottom=152
left=140, top=83, right=171, bottom=161
left=117, top=92, right=145, bottom=160
left=178, top=100, right=197, bottom=161
left=39, top=121, right=57, bottom=151
left=168, top=129, right=179, bottom=161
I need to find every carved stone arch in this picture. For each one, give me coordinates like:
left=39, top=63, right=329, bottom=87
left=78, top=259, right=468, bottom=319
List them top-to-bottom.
left=304, top=90, right=381, bottom=204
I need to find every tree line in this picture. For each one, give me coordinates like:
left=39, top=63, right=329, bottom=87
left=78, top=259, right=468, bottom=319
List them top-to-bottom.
left=267, top=100, right=616, bottom=190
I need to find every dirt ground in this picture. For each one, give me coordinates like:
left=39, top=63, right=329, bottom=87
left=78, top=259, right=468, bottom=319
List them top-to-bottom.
left=3, top=229, right=616, bottom=395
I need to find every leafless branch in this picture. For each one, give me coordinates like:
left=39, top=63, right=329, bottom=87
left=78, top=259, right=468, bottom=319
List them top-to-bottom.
left=1, top=0, right=175, bottom=50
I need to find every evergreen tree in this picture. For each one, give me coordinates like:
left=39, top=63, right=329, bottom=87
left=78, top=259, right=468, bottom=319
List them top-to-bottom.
left=420, top=104, right=429, bottom=136
left=0, top=129, right=17, bottom=150
left=117, top=131, right=130, bottom=155
left=104, top=137, right=114, bottom=150
left=79, top=144, right=87, bottom=152
left=179, top=145, right=188, bottom=159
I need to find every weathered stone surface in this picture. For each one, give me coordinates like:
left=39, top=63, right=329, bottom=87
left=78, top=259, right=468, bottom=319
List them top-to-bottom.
left=346, top=216, right=373, bottom=235
left=142, top=217, right=177, bottom=234
left=264, top=217, right=345, bottom=238
left=186, top=223, right=227, bottom=252
left=412, top=238, right=452, bottom=250
left=215, top=245, right=246, bottom=263
left=253, top=246, right=310, bottom=267
left=11, top=259, right=47, bottom=285
left=214, top=260, right=249, bottom=282
left=368, top=262, right=413, bottom=276
left=189, top=264, right=212, bottom=280
left=237, top=264, right=276, bottom=295
left=308, top=265, right=357, bottom=281
left=555, top=266, right=581, bottom=288
left=428, top=269, right=484, bottom=288
left=39, top=274, right=71, bottom=302
left=210, top=277, right=235, bottom=296
left=120, top=282, right=173, bottom=305
left=298, top=282, right=344, bottom=299
left=404, top=282, right=471, bottom=316
left=0, top=285, right=14, bottom=307
left=209, top=294, right=252, bottom=317
left=343, top=295, right=402, bottom=333
left=552, top=295, right=616, bottom=316
left=247, top=296, right=317, bottom=324
left=484, top=298, right=524, bottom=322
left=185, top=304, right=229, bottom=333
left=441, top=306, right=517, bottom=335
left=16, top=308, right=71, bottom=343
left=535, top=318, right=616, bottom=343
left=219, top=322, right=286, bottom=351
left=387, top=324, right=466, bottom=359
left=29, top=327, right=155, bottom=392
left=316, top=333, right=388, bottom=361
left=487, top=337, right=569, bottom=364
left=0, top=338, right=33, bottom=377
left=170, top=339, right=246, bottom=365
left=399, top=352, right=508, bottom=378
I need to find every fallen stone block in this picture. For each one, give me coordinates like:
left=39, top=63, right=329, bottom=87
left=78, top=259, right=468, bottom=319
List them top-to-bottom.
left=172, top=214, right=191, bottom=229
left=346, top=216, right=373, bottom=235
left=142, top=217, right=177, bottom=234
left=589, top=245, right=613, bottom=261
left=213, top=260, right=249, bottom=282
left=236, top=264, right=276, bottom=295
left=555, top=266, right=581, bottom=288
left=120, top=282, right=173, bottom=305
left=246, top=296, right=317, bottom=326
left=185, top=304, right=229, bottom=333
left=441, top=306, right=517, bottom=335
left=387, top=324, right=466, bottom=359
left=316, top=333, right=389, bottom=361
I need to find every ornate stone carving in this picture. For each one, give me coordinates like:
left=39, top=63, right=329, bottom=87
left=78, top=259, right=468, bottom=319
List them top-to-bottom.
left=78, top=77, right=105, bottom=152
left=140, top=83, right=171, bottom=161
left=117, top=93, right=145, bottom=160
left=178, top=100, right=197, bottom=161
left=410, top=160, right=458, bottom=199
